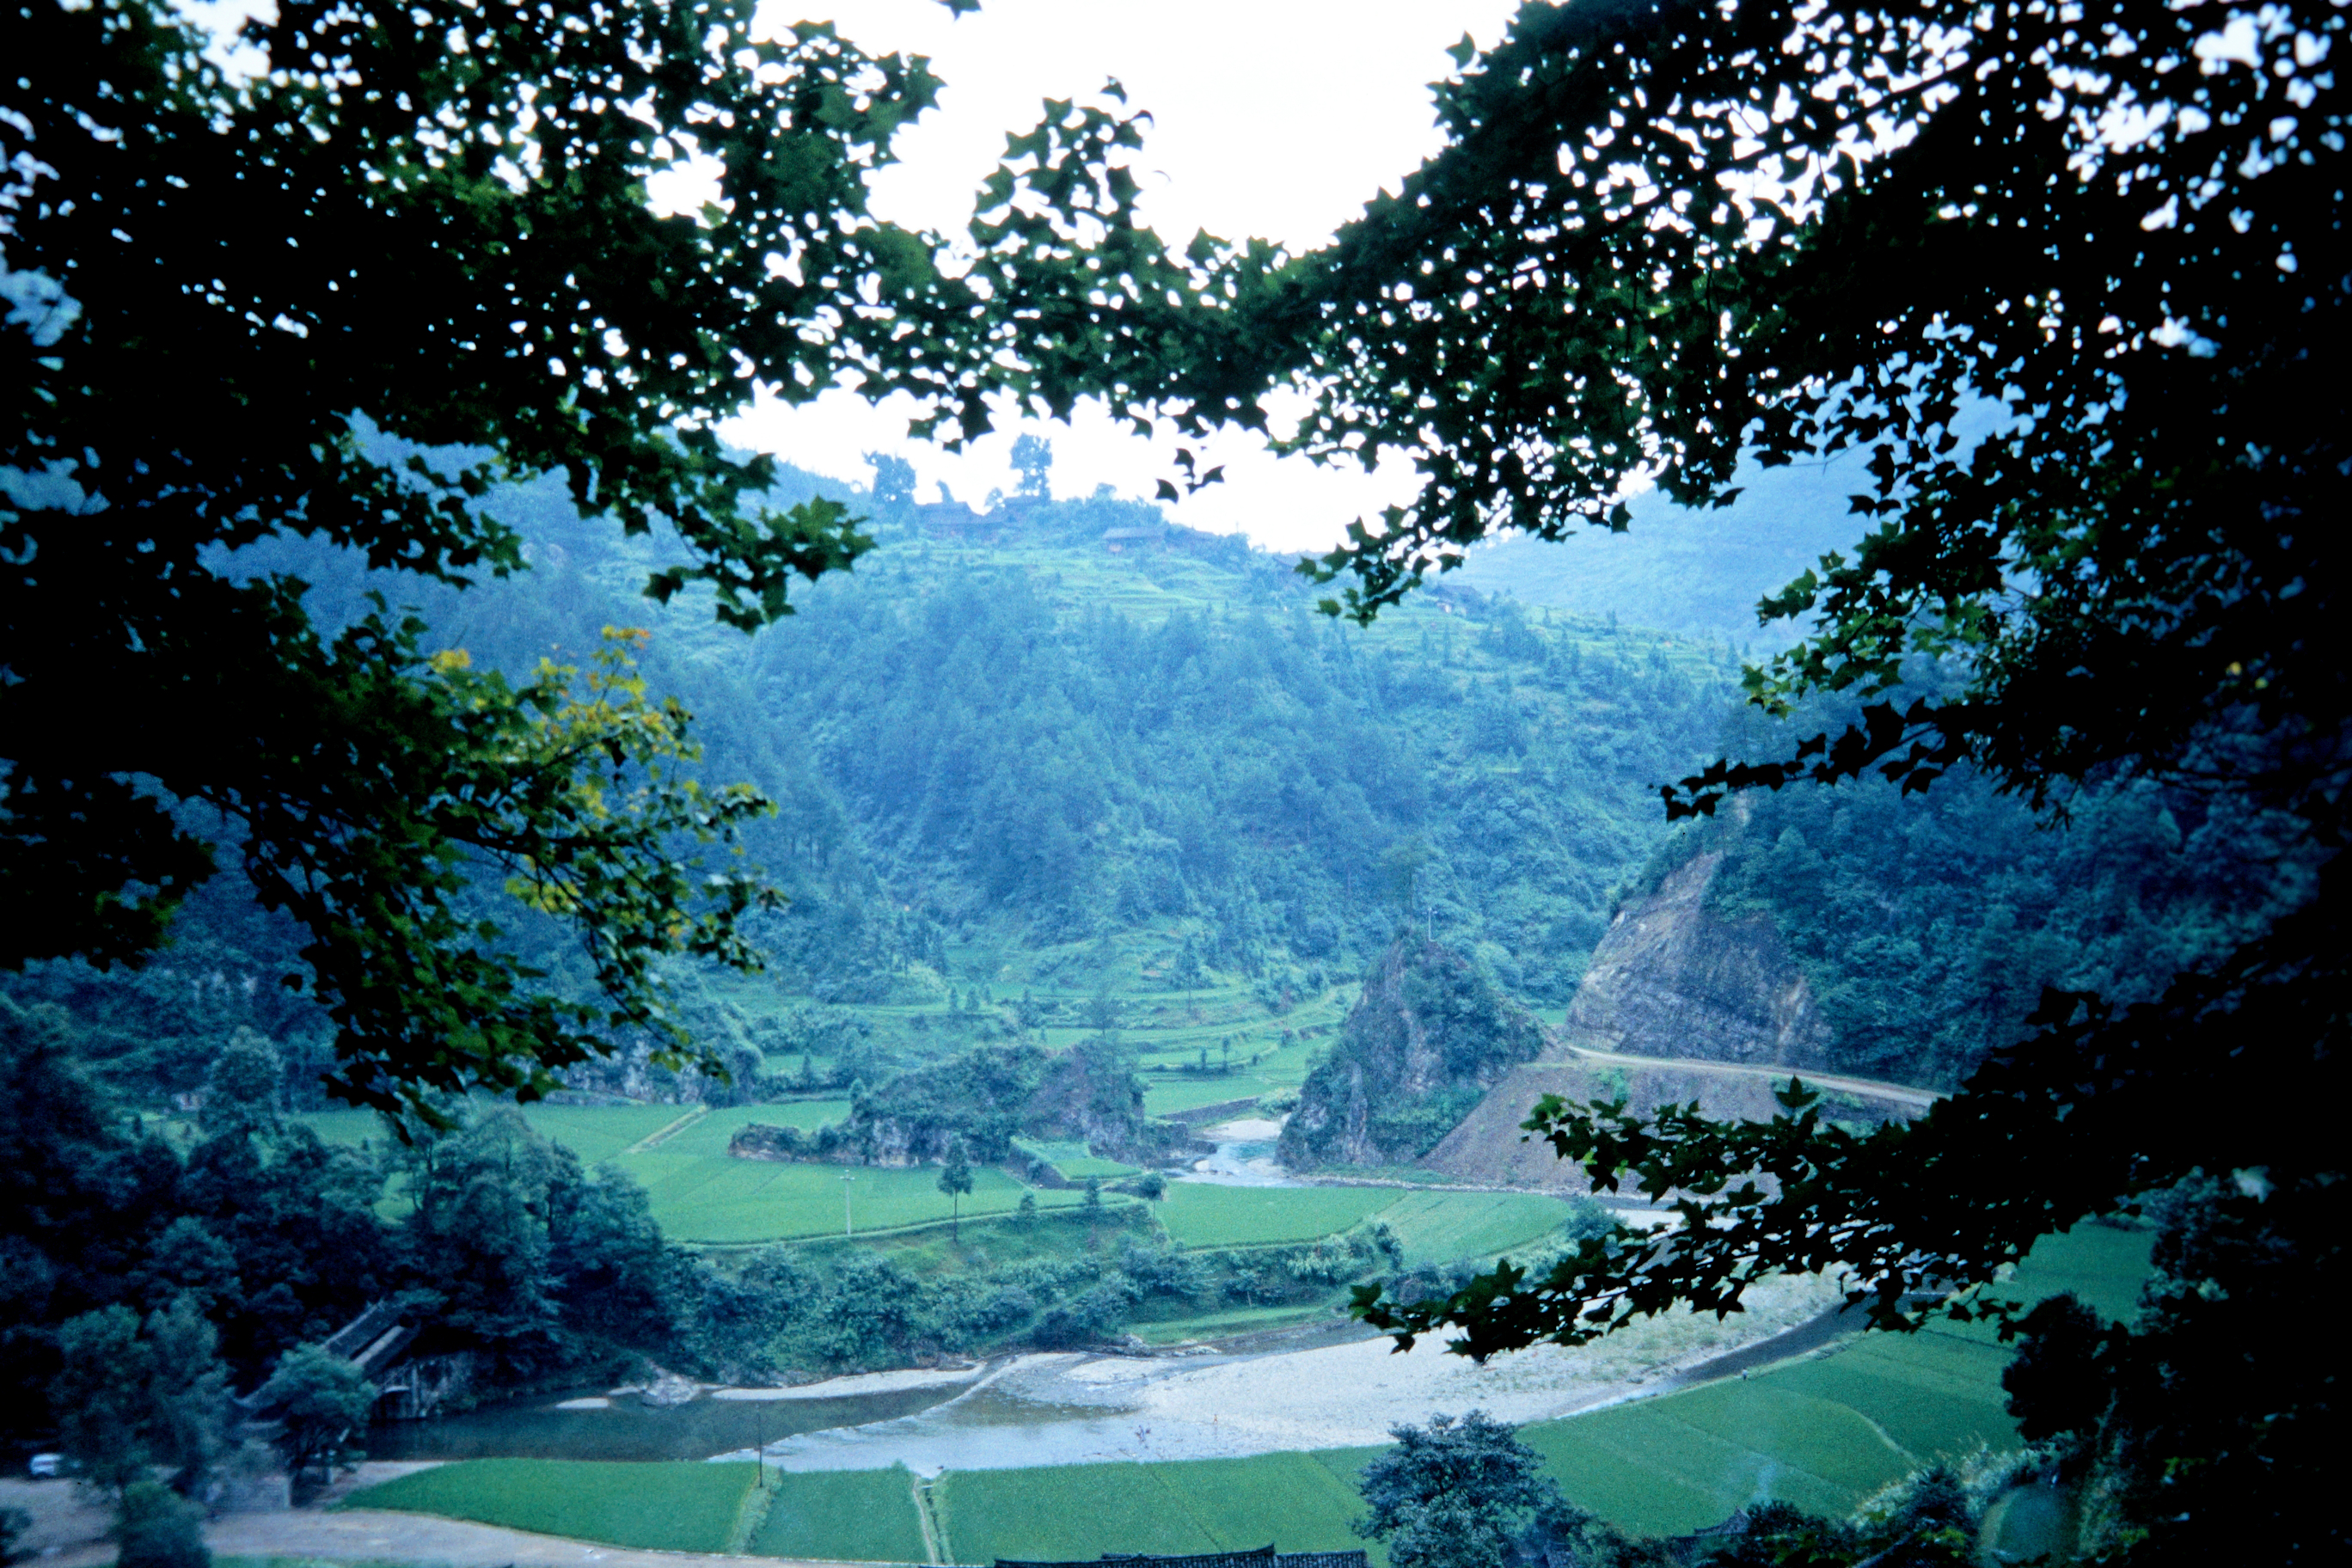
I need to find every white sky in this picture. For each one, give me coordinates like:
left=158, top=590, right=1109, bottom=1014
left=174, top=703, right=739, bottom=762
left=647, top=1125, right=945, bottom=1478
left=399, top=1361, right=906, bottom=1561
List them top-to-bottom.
left=723, top=0, right=1530, bottom=552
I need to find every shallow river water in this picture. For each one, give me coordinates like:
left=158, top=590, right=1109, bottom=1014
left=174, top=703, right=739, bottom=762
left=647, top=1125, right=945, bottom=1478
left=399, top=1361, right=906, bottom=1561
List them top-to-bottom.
left=368, top=1121, right=1316, bottom=1466
left=365, top=1124, right=1832, bottom=1473
left=364, top=1379, right=962, bottom=1463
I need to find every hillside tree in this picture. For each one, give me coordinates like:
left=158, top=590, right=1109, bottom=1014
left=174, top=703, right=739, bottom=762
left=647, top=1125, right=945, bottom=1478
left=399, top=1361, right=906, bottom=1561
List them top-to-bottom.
left=937, top=1134, right=974, bottom=1240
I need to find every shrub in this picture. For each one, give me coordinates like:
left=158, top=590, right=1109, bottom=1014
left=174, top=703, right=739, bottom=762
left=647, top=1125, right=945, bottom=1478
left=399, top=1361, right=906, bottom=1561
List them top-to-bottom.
left=115, top=1482, right=208, bottom=1568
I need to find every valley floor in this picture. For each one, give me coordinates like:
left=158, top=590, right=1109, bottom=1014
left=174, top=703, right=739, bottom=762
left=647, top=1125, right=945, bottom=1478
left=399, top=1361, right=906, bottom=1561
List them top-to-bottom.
left=724, top=1271, right=1848, bottom=1474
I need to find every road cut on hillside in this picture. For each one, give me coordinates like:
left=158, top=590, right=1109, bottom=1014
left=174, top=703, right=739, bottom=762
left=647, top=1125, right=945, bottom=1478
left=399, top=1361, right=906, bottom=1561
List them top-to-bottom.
left=1559, top=1045, right=1942, bottom=1108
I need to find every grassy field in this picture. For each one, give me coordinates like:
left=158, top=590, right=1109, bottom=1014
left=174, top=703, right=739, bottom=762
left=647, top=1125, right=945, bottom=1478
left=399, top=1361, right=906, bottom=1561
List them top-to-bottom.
left=1014, top=1137, right=1140, bottom=1179
left=617, top=1156, right=1103, bottom=1245
left=1157, top=1183, right=1397, bottom=1246
left=1370, top=1190, right=1576, bottom=1265
left=934, top=1452, right=1382, bottom=1567
left=340, top=1459, right=758, bottom=1553
left=748, top=1467, right=930, bottom=1563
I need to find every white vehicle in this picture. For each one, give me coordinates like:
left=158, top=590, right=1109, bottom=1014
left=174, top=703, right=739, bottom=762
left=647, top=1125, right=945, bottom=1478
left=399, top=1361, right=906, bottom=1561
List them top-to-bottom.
left=28, top=1454, right=61, bottom=1477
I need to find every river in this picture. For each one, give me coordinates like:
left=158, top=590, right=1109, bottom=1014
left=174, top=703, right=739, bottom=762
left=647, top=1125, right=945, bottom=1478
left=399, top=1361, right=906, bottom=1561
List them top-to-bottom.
left=365, top=1123, right=1849, bottom=1473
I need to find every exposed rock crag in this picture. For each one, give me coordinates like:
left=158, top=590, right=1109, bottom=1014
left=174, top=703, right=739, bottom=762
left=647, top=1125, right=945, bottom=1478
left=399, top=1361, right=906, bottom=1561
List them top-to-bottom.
left=1560, top=851, right=1831, bottom=1068
left=1281, top=940, right=1544, bottom=1170
left=726, top=1040, right=1185, bottom=1169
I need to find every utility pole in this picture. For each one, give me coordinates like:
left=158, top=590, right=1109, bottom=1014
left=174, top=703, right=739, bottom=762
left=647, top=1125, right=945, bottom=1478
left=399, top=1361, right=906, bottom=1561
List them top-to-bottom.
left=842, top=1172, right=856, bottom=1236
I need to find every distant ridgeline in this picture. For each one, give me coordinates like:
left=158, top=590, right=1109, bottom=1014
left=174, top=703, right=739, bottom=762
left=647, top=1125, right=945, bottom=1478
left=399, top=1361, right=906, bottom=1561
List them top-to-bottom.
left=1449, top=398, right=2018, bottom=645
left=7, top=450, right=1746, bottom=1114
left=1281, top=940, right=1546, bottom=1171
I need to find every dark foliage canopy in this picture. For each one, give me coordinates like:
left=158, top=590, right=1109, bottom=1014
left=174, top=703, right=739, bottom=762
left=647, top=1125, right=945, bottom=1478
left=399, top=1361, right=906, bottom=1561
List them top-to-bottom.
left=0, top=0, right=1157, bottom=1113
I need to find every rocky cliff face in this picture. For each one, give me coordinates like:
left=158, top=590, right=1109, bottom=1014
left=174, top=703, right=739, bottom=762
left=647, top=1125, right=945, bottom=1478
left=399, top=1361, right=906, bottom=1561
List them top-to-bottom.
left=1412, top=842, right=1938, bottom=1187
left=1560, top=850, right=1831, bottom=1068
left=1280, top=940, right=1545, bottom=1170
left=726, top=1039, right=1185, bottom=1170
left=1020, top=1041, right=1191, bottom=1166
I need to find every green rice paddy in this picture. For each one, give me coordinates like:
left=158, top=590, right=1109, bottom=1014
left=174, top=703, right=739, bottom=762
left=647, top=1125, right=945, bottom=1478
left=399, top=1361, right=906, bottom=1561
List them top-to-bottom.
left=297, top=1101, right=1596, bottom=1254
left=622, top=1157, right=1101, bottom=1245
left=1156, top=1183, right=1397, bottom=1246
left=1369, top=1190, right=1577, bottom=1265
left=351, top=1230, right=2151, bottom=1561
left=934, top=1452, right=1381, bottom=1567
left=340, top=1459, right=758, bottom=1553
left=749, top=1467, right=931, bottom=1563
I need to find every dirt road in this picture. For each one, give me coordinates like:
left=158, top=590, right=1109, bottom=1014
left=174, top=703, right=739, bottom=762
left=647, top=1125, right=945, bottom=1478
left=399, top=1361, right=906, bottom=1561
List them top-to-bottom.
left=1559, top=1044, right=1942, bottom=1108
left=37, top=1507, right=873, bottom=1568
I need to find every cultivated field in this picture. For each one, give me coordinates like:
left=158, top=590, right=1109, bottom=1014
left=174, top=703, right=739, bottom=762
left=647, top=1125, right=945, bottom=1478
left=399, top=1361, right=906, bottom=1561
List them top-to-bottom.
left=298, top=1100, right=1589, bottom=1257
left=298, top=1101, right=1113, bottom=1244
left=1014, top=1137, right=1140, bottom=1179
left=620, top=1156, right=1102, bottom=1246
left=1153, top=1184, right=1572, bottom=1256
left=1155, top=1184, right=1397, bottom=1246
left=1370, top=1190, right=1577, bottom=1266
left=347, top=1228, right=2151, bottom=1560
left=934, top=1452, right=1379, bottom=1566
left=340, top=1459, right=759, bottom=1553
left=747, top=1467, right=930, bottom=1563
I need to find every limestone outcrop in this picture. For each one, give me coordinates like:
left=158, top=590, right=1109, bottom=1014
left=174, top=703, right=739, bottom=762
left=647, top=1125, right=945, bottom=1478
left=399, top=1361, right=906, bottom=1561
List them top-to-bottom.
left=1559, top=851, right=1831, bottom=1069
left=1281, top=940, right=1545, bottom=1170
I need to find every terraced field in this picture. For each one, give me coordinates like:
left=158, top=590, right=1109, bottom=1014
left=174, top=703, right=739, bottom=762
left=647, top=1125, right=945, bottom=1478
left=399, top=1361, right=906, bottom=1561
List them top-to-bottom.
left=1139, top=1037, right=1325, bottom=1118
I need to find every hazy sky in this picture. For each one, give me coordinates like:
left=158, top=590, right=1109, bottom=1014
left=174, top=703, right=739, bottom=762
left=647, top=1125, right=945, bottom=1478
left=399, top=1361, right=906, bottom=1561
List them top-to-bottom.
left=722, top=0, right=1531, bottom=551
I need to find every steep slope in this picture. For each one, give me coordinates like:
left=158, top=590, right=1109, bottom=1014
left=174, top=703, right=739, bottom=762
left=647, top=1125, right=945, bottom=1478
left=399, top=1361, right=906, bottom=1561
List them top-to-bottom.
left=1555, top=846, right=1831, bottom=1069
left=1280, top=940, right=1545, bottom=1169
left=1421, top=1057, right=1926, bottom=1191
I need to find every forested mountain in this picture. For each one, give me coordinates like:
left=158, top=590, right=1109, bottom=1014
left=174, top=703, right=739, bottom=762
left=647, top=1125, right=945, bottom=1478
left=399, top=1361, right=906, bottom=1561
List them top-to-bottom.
left=11, top=454, right=2295, bottom=1121
left=5, top=457, right=1743, bottom=1115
